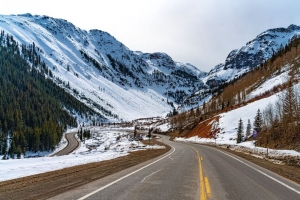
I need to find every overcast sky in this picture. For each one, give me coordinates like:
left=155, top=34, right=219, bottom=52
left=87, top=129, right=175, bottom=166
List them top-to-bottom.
left=1, top=0, right=300, bottom=72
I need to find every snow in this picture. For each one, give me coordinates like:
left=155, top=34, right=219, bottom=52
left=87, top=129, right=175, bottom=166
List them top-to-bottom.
left=0, top=14, right=205, bottom=121
left=1, top=15, right=300, bottom=183
left=203, top=25, right=300, bottom=88
left=248, top=70, right=289, bottom=98
left=175, top=81, right=300, bottom=158
left=157, top=123, right=170, bottom=132
left=0, top=127, right=165, bottom=182
left=176, top=136, right=300, bottom=159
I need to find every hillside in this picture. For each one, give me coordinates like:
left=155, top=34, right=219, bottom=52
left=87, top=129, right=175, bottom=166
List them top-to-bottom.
left=1, top=13, right=300, bottom=154
left=0, top=14, right=206, bottom=121
left=1, top=14, right=300, bottom=121
left=180, top=24, right=300, bottom=110
left=0, top=32, right=103, bottom=158
left=172, top=36, right=300, bottom=151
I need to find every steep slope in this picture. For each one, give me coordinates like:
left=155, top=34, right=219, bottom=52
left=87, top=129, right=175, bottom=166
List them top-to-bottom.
left=0, top=14, right=206, bottom=121
left=181, top=24, right=300, bottom=109
left=204, top=24, right=300, bottom=86
left=0, top=34, right=104, bottom=156
left=174, top=35, right=300, bottom=151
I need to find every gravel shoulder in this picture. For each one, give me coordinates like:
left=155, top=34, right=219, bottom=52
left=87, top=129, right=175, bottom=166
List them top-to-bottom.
left=0, top=139, right=170, bottom=200
left=214, top=146, right=300, bottom=185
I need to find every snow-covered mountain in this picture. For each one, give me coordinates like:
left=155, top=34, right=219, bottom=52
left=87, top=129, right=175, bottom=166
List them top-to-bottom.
left=2, top=13, right=300, bottom=119
left=0, top=14, right=206, bottom=121
left=180, top=24, right=300, bottom=109
left=204, top=24, right=300, bottom=86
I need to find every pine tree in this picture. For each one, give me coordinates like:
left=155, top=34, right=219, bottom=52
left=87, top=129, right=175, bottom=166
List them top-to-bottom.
left=282, top=81, right=297, bottom=136
left=283, top=81, right=297, bottom=122
left=195, top=107, right=201, bottom=117
left=189, top=109, right=195, bottom=121
left=253, top=109, right=262, bottom=133
left=271, top=115, right=280, bottom=140
left=237, top=118, right=243, bottom=143
left=246, top=119, right=251, bottom=139
left=134, top=125, right=137, bottom=138
left=79, top=127, right=83, bottom=141
left=148, top=128, right=151, bottom=139
left=16, top=146, right=21, bottom=159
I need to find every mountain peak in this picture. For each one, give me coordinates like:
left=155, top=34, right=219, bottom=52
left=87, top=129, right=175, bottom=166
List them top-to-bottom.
left=18, top=13, right=33, bottom=17
left=0, top=14, right=204, bottom=120
left=202, top=24, right=300, bottom=89
left=287, top=24, right=300, bottom=31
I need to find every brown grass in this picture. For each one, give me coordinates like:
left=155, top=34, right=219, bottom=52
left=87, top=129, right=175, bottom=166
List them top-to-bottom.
left=185, top=116, right=220, bottom=138
left=0, top=139, right=170, bottom=200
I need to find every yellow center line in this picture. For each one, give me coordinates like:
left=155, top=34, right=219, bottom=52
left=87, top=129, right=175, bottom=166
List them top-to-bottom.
left=189, top=146, right=212, bottom=200
left=199, top=155, right=206, bottom=200
left=205, top=177, right=212, bottom=198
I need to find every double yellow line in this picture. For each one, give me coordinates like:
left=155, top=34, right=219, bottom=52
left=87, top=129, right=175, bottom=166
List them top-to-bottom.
left=190, top=146, right=212, bottom=200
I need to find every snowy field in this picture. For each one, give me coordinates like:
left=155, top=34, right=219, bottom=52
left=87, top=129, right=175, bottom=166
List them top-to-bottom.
left=176, top=73, right=300, bottom=159
left=176, top=87, right=300, bottom=159
left=0, top=127, right=164, bottom=182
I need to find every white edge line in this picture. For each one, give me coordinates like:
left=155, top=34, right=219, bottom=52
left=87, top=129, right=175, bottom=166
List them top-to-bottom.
left=77, top=146, right=176, bottom=200
left=216, top=149, right=300, bottom=195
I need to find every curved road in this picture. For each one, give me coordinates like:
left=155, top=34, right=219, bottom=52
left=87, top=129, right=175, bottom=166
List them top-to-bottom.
left=52, top=132, right=79, bottom=156
left=50, top=136, right=300, bottom=200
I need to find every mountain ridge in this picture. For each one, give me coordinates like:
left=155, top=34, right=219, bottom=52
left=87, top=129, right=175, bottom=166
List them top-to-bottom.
left=0, top=14, right=206, bottom=120
left=1, top=14, right=300, bottom=119
left=180, top=24, right=300, bottom=110
left=204, top=24, right=300, bottom=84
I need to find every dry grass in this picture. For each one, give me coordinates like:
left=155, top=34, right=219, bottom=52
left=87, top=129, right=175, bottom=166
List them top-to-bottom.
left=185, top=116, right=220, bottom=138
left=0, top=139, right=170, bottom=200
left=218, top=146, right=300, bottom=184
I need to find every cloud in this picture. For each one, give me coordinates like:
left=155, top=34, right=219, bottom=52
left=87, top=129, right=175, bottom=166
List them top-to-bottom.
left=1, top=0, right=300, bottom=72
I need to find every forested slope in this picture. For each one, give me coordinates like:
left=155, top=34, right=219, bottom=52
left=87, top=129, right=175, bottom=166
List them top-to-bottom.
left=0, top=31, right=103, bottom=159
left=169, top=37, right=300, bottom=150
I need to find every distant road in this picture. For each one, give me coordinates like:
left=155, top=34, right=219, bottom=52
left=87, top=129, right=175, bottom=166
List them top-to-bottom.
left=51, top=132, right=79, bottom=156
left=51, top=136, right=300, bottom=200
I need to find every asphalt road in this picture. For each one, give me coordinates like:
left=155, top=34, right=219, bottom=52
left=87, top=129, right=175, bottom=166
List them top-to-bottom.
left=51, top=132, right=79, bottom=156
left=50, top=136, right=300, bottom=200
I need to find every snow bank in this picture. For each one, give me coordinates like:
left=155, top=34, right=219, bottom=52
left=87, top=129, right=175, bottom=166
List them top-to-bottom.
left=0, top=127, right=164, bottom=182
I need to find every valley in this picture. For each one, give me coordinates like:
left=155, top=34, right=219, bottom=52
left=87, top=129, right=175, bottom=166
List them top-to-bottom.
left=0, top=11, right=300, bottom=200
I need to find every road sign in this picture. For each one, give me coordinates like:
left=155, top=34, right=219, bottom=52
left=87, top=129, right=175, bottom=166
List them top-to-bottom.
left=253, top=130, right=258, bottom=138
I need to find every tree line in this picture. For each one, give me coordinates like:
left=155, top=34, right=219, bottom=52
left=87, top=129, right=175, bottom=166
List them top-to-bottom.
left=0, top=31, right=103, bottom=159
left=168, top=35, right=300, bottom=149
left=256, top=81, right=300, bottom=149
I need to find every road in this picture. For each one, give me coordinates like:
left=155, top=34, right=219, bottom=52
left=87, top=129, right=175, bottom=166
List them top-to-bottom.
left=51, top=132, right=79, bottom=156
left=50, top=136, right=300, bottom=200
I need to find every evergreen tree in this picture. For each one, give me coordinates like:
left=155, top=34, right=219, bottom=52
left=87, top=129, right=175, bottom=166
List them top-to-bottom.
left=0, top=31, right=105, bottom=157
left=282, top=81, right=297, bottom=136
left=283, top=81, right=297, bottom=121
left=195, top=107, right=201, bottom=117
left=189, top=109, right=195, bottom=121
left=253, top=109, right=263, bottom=133
left=271, top=115, right=280, bottom=140
left=237, top=118, right=243, bottom=143
left=246, top=119, right=251, bottom=139
left=134, top=125, right=137, bottom=138
left=79, top=127, right=83, bottom=141
left=148, top=128, right=152, bottom=139
left=16, top=146, right=22, bottom=159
